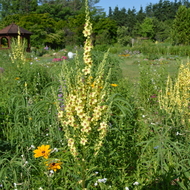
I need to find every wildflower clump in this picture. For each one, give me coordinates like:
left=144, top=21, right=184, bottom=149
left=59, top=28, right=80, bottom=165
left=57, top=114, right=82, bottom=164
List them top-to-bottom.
left=56, top=0, right=111, bottom=159
left=158, top=62, right=190, bottom=123
left=33, top=145, right=62, bottom=172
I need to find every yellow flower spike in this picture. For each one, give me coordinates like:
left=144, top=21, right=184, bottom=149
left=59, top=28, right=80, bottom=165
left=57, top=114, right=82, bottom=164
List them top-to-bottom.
left=55, top=0, right=112, bottom=161
left=83, top=0, right=93, bottom=66
left=10, top=27, right=26, bottom=65
left=158, top=61, right=190, bottom=123
left=33, top=145, right=51, bottom=159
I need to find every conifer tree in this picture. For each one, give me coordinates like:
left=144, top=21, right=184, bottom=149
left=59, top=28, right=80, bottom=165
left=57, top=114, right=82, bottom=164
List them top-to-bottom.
left=173, top=5, right=190, bottom=45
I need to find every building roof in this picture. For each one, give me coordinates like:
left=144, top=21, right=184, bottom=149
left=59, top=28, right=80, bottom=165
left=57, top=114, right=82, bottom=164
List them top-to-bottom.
left=0, top=23, right=32, bottom=35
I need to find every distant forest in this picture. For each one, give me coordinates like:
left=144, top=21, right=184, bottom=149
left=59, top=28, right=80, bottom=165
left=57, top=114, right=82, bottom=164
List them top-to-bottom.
left=0, top=0, right=190, bottom=48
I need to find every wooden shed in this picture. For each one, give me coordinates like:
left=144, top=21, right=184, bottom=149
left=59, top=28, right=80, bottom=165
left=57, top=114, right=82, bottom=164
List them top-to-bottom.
left=0, top=23, right=32, bottom=52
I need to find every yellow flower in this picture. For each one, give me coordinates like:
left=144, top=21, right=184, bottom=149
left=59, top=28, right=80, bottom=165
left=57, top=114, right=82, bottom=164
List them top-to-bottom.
left=15, top=77, right=20, bottom=80
left=111, top=84, right=118, bottom=87
left=33, top=145, right=51, bottom=159
left=46, top=161, right=62, bottom=171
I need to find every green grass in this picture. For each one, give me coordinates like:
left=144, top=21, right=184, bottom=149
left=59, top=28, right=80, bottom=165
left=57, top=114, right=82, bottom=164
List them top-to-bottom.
left=119, top=55, right=188, bottom=83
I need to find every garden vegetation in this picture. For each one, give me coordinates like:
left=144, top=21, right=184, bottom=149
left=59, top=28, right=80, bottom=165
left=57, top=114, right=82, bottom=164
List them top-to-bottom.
left=0, top=0, right=190, bottom=190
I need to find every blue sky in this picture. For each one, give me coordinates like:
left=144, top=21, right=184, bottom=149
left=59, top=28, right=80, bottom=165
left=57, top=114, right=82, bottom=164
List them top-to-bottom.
left=96, top=0, right=161, bottom=14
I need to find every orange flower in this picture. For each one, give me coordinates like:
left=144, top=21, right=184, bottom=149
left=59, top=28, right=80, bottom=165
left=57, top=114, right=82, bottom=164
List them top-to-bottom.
left=33, top=145, right=51, bottom=159
left=46, top=161, right=62, bottom=171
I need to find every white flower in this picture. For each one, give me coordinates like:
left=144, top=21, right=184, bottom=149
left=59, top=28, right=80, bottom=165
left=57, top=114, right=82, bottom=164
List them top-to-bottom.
left=31, top=145, right=35, bottom=149
left=53, top=148, right=58, bottom=152
left=25, top=161, right=28, bottom=164
left=50, top=170, right=54, bottom=174
left=95, top=171, right=98, bottom=174
left=97, top=178, right=107, bottom=183
left=103, top=178, right=107, bottom=183
left=133, top=181, right=139, bottom=185
left=94, top=182, right=98, bottom=186
left=14, top=183, right=17, bottom=187
left=38, top=187, right=43, bottom=190
left=125, top=187, right=129, bottom=190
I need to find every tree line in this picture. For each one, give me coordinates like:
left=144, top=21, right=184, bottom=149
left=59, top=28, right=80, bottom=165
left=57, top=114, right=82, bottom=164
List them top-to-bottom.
left=0, top=0, right=189, bottom=48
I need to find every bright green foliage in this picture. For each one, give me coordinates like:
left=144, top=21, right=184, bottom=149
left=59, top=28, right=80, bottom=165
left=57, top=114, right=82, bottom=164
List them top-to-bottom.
left=0, top=0, right=38, bottom=18
left=35, top=3, right=74, bottom=21
left=173, top=5, right=190, bottom=45
left=67, top=12, right=86, bottom=45
left=18, top=13, right=57, bottom=47
left=0, top=14, right=22, bottom=28
left=93, top=17, right=117, bottom=45
left=139, top=17, right=155, bottom=39
left=153, top=18, right=172, bottom=42
left=117, top=26, right=131, bottom=46
left=45, top=30, right=65, bottom=49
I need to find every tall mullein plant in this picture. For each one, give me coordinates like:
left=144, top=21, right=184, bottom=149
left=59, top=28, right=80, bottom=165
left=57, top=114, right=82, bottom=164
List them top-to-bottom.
left=57, top=0, right=111, bottom=188
left=10, top=27, right=26, bottom=67
left=158, top=62, right=190, bottom=124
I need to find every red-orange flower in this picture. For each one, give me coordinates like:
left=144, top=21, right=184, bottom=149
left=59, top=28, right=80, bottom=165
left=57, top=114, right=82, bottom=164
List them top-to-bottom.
left=46, top=161, right=62, bottom=171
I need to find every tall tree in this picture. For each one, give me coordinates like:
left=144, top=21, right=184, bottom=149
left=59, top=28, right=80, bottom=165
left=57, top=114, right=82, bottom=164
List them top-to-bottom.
left=0, top=0, right=38, bottom=18
left=173, top=5, right=190, bottom=44
left=139, top=17, right=155, bottom=39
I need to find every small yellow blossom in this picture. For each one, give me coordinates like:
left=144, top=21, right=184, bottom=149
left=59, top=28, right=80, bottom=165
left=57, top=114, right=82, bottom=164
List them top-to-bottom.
left=82, top=67, right=91, bottom=75
left=15, top=77, right=20, bottom=80
left=91, top=83, right=95, bottom=88
left=111, top=84, right=118, bottom=87
left=58, top=111, right=64, bottom=118
left=80, top=138, right=88, bottom=145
